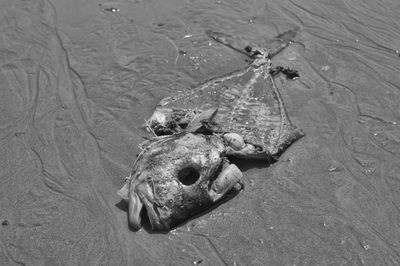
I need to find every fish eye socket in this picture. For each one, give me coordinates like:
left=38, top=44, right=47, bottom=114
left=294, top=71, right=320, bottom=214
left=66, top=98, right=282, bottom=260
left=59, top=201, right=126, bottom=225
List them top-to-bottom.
left=177, top=167, right=200, bottom=185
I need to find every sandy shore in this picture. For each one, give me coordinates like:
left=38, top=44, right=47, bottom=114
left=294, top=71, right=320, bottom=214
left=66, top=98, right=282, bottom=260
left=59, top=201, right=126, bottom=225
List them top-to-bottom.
left=1, top=0, right=400, bottom=265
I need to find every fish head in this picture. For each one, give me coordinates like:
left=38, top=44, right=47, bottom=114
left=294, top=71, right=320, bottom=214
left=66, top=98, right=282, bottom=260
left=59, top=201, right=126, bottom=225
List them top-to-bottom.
left=119, top=133, right=243, bottom=231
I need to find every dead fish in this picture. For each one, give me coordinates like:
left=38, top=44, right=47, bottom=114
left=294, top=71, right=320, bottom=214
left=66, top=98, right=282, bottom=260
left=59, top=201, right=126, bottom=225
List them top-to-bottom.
left=118, top=27, right=304, bottom=231
left=148, top=27, right=304, bottom=159
left=118, top=133, right=242, bottom=230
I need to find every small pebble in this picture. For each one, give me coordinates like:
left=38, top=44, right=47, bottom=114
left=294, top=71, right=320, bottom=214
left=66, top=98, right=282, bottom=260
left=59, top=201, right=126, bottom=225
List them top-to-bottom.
left=108, top=8, right=120, bottom=12
left=321, top=65, right=330, bottom=71
left=328, top=166, right=338, bottom=172
left=2, top=220, right=9, bottom=226
left=360, top=240, right=370, bottom=250
left=193, top=259, right=203, bottom=265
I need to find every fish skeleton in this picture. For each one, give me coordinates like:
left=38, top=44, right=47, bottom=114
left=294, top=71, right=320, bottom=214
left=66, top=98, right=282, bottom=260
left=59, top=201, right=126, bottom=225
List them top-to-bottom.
left=118, top=27, right=304, bottom=231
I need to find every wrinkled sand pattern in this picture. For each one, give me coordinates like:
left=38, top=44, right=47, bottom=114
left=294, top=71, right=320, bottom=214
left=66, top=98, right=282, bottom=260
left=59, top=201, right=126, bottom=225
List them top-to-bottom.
left=0, top=0, right=400, bottom=265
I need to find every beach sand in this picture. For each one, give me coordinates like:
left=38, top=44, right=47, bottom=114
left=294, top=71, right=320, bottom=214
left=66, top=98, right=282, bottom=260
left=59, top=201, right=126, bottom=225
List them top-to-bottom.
left=1, top=0, right=400, bottom=264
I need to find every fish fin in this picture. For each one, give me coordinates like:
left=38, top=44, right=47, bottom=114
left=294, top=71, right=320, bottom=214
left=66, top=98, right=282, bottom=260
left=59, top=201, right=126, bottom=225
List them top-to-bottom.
left=266, top=26, right=300, bottom=58
left=206, top=27, right=300, bottom=59
left=206, top=30, right=261, bottom=58
left=186, top=108, right=220, bottom=133
left=270, top=123, right=304, bottom=156
left=117, top=181, right=130, bottom=202
left=128, top=191, right=143, bottom=230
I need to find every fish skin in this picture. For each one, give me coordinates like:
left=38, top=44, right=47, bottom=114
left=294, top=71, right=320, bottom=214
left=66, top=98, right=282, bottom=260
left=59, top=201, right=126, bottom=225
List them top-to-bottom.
left=148, top=51, right=304, bottom=159
left=124, top=133, right=243, bottom=231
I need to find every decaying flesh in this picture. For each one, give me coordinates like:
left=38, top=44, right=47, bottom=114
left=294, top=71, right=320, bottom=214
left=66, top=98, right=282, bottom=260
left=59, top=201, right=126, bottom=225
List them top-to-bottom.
left=118, top=28, right=304, bottom=231
left=147, top=28, right=304, bottom=160
left=118, top=133, right=242, bottom=231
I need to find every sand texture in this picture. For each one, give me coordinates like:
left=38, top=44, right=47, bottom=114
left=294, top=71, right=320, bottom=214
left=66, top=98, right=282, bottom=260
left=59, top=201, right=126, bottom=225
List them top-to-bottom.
left=1, top=0, right=400, bottom=265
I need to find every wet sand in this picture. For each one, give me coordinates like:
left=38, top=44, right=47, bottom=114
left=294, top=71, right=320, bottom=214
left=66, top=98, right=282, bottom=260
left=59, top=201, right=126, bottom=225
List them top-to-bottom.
left=1, top=0, right=400, bottom=265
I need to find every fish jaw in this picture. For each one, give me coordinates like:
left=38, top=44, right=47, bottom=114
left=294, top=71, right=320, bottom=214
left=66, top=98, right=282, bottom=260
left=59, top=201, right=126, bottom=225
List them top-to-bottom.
left=124, top=133, right=243, bottom=231
left=208, top=162, right=243, bottom=202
